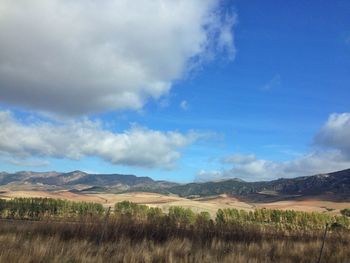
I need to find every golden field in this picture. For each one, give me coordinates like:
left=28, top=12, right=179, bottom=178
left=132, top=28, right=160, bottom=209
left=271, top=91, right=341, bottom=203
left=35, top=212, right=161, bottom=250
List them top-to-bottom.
left=0, top=190, right=349, bottom=216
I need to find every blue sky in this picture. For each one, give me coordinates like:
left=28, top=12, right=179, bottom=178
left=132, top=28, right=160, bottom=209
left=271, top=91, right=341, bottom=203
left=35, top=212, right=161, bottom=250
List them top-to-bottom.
left=0, top=0, right=349, bottom=182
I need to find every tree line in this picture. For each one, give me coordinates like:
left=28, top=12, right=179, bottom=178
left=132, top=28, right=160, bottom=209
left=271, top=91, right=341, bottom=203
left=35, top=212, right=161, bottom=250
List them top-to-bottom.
left=0, top=198, right=349, bottom=231
left=0, top=198, right=104, bottom=219
left=113, top=201, right=350, bottom=230
left=216, top=208, right=350, bottom=230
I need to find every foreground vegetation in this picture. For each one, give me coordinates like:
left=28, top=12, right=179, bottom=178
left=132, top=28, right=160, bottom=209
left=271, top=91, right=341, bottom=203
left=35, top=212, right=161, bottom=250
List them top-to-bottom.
left=0, top=198, right=349, bottom=262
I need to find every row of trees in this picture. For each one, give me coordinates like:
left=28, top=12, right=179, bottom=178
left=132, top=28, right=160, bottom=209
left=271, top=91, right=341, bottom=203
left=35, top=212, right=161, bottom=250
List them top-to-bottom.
left=0, top=198, right=104, bottom=219
left=0, top=198, right=349, bottom=230
left=114, top=201, right=349, bottom=230
left=114, top=201, right=209, bottom=226
left=215, top=208, right=350, bottom=229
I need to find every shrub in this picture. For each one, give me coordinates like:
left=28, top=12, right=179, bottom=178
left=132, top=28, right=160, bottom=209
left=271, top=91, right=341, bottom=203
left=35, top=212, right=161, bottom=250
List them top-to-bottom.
left=114, top=201, right=149, bottom=220
left=168, top=206, right=196, bottom=226
left=340, top=208, right=350, bottom=217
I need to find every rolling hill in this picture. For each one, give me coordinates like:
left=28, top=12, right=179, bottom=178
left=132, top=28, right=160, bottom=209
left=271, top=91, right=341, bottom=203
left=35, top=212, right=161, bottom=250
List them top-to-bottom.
left=0, top=168, right=349, bottom=200
left=166, top=168, right=350, bottom=199
left=0, top=170, right=177, bottom=192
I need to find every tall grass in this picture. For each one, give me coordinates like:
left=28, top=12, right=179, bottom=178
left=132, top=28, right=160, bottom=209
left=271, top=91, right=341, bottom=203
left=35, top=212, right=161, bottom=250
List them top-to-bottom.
left=0, top=198, right=349, bottom=262
left=0, top=213, right=349, bottom=262
left=0, top=234, right=350, bottom=263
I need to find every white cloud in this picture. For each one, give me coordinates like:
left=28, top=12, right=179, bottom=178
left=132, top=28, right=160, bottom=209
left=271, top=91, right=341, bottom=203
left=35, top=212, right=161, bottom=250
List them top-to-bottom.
left=0, top=0, right=235, bottom=115
left=217, top=13, right=236, bottom=59
left=261, top=74, right=281, bottom=91
left=180, top=100, right=189, bottom=110
left=0, top=111, right=197, bottom=169
left=197, top=113, right=350, bottom=181
left=315, top=113, right=350, bottom=158
left=197, top=151, right=350, bottom=182
left=222, top=153, right=256, bottom=164
left=3, top=158, right=49, bottom=167
left=197, top=170, right=225, bottom=182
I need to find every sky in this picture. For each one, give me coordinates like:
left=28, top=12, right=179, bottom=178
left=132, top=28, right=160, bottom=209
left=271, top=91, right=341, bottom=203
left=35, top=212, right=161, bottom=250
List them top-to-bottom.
left=0, top=0, right=349, bottom=183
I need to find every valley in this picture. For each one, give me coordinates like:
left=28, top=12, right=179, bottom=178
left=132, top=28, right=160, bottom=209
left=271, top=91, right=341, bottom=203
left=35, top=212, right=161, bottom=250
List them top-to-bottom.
left=0, top=168, right=349, bottom=216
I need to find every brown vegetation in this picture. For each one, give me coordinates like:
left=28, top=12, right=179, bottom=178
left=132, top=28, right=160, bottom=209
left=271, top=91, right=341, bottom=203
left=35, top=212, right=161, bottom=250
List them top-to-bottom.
left=1, top=190, right=349, bottom=216
left=0, top=198, right=349, bottom=262
left=0, top=216, right=349, bottom=263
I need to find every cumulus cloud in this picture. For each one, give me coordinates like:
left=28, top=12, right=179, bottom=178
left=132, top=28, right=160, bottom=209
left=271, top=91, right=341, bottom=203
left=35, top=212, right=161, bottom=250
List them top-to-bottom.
left=0, top=0, right=235, bottom=115
left=0, top=111, right=197, bottom=169
left=197, top=113, right=350, bottom=182
left=315, top=113, right=350, bottom=158
left=197, top=151, right=350, bottom=182
left=197, top=170, right=225, bottom=182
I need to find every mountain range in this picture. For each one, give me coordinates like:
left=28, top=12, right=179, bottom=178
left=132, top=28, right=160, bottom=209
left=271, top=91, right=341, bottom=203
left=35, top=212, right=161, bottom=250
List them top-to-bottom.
left=0, top=168, right=349, bottom=200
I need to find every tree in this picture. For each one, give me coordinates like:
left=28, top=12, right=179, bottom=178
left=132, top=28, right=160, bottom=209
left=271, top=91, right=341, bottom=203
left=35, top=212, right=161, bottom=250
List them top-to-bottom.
left=115, top=201, right=149, bottom=220
left=168, top=206, right=195, bottom=226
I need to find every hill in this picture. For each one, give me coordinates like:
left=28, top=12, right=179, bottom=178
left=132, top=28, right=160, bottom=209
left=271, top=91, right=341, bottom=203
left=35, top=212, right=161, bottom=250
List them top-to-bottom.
left=0, top=168, right=349, bottom=200
left=166, top=168, right=350, bottom=200
left=0, top=170, right=177, bottom=192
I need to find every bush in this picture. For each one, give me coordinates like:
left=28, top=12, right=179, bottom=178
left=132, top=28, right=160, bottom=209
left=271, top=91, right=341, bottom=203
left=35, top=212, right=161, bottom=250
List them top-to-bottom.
left=0, top=198, right=104, bottom=219
left=114, top=201, right=149, bottom=220
left=168, top=206, right=196, bottom=226
left=214, top=207, right=350, bottom=230
left=340, top=208, right=350, bottom=217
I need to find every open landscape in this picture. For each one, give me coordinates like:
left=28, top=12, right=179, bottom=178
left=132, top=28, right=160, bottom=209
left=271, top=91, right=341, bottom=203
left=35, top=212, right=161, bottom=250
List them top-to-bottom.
left=1, top=0, right=350, bottom=262
left=0, top=167, right=349, bottom=263
left=0, top=168, right=349, bottom=217
left=0, top=169, right=348, bottom=262
left=0, top=191, right=349, bottom=217
left=0, top=194, right=349, bottom=263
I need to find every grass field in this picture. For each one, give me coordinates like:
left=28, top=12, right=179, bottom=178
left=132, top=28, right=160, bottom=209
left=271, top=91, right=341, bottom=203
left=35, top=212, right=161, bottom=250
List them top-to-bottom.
left=0, top=190, right=349, bottom=217
left=0, top=195, right=349, bottom=262
left=0, top=207, right=348, bottom=263
left=0, top=230, right=348, bottom=263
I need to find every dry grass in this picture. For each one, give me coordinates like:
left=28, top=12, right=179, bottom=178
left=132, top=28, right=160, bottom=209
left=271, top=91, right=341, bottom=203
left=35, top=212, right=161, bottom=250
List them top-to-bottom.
left=254, top=199, right=350, bottom=215
left=0, top=216, right=349, bottom=263
left=0, top=230, right=348, bottom=263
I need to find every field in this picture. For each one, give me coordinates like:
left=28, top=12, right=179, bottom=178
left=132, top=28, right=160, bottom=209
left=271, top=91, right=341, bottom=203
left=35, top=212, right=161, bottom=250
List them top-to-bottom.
left=0, top=190, right=349, bottom=216
left=0, top=197, right=349, bottom=263
left=0, top=224, right=348, bottom=263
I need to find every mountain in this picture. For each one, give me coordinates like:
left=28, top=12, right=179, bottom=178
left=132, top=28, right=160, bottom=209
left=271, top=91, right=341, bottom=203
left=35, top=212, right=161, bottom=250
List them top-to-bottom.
left=0, top=168, right=349, bottom=199
left=166, top=168, right=350, bottom=199
left=0, top=170, right=177, bottom=192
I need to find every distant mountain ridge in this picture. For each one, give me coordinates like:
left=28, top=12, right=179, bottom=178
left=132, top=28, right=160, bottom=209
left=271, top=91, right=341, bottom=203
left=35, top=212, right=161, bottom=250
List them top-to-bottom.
left=0, top=168, right=349, bottom=199
left=166, top=168, right=350, bottom=199
left=0, top=170, right=177, bottom=192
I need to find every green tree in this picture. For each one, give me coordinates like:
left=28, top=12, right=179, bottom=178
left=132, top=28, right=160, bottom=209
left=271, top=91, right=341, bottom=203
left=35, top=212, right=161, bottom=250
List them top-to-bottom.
left=168, top=206, right=195, bottom=226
